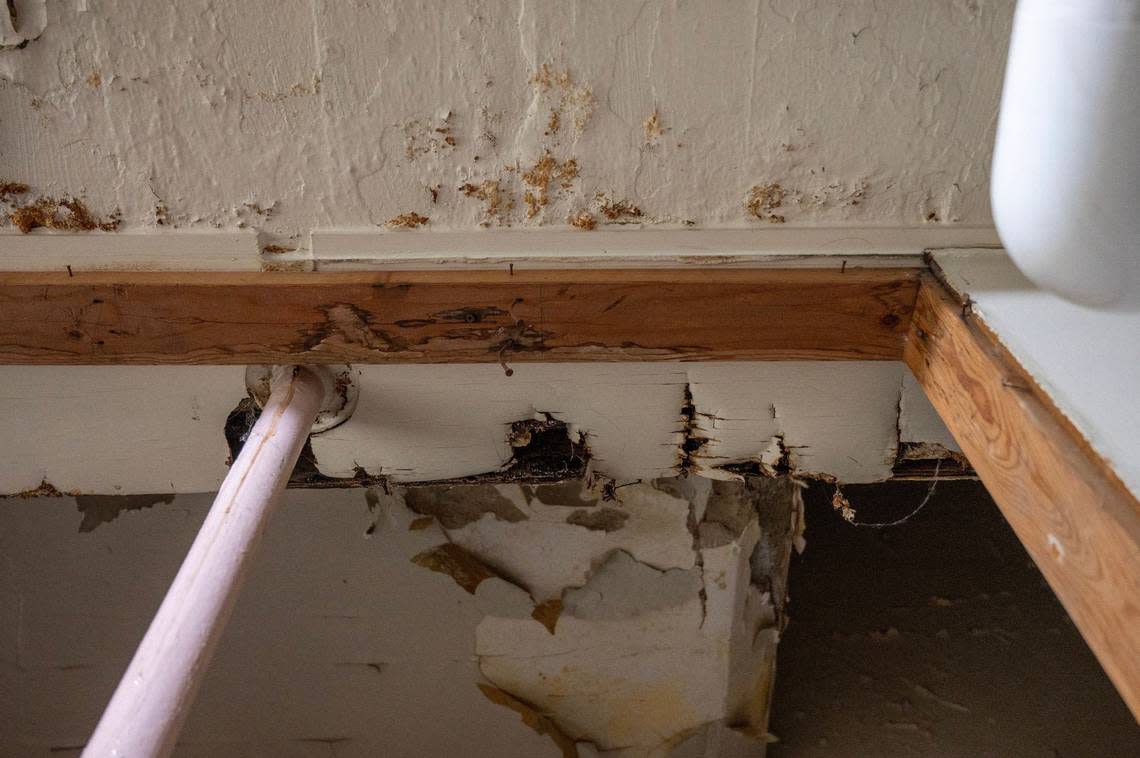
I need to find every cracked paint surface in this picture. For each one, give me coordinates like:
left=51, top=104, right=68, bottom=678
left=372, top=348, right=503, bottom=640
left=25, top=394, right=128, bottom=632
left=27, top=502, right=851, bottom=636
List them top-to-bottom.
left=1, top=0, right=1012, bottom=250
left=0, top=361, right=952, bottom=496
left=395, top=474, right=802, bottom=756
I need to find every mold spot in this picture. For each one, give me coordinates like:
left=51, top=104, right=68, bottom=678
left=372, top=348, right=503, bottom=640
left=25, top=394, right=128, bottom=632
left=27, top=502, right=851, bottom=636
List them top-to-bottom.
left=745, top=184, right=786, bottom=224
left=384, top=212, right=429, bottom=229
left=75, top=493, right=175, bottom=533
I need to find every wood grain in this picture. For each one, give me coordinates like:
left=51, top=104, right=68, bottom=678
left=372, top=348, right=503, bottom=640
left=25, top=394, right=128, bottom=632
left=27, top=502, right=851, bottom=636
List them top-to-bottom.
left=0, top=269, right=917, bottom=364
left=905, top=276, right=1140, bottom=720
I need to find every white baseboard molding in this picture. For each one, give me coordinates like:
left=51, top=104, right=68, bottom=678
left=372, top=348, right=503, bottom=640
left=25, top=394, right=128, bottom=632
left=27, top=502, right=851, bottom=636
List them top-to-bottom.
left=0, top=226, right=1000, bottom=272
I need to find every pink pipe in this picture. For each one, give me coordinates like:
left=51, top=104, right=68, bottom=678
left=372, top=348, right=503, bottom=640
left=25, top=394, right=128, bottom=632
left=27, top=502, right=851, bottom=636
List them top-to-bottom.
left=82, top=366, right=325, bottom=758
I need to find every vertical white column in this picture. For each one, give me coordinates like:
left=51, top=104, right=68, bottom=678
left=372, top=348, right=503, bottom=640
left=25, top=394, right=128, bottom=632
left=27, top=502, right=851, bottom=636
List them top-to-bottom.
left=82, top=366, right=325, bottom=758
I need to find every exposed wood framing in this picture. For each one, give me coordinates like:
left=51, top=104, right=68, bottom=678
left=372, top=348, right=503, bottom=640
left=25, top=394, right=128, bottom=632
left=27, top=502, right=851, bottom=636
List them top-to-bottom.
left=0, top=268, right=918, bottom=364
left=905, top=275, right=1140, bottom=720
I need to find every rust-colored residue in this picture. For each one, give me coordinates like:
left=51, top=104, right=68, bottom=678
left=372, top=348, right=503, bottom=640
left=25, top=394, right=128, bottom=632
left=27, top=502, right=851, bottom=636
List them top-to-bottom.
left=531, top=63, right=596, bottom=134
left=85, top=72, right=102, bottom=88
left=546, top=109, right=561, bottom=135
left=643, top=109, right=665, bottom=144
left=522, top=151, right=579, bottom=218
left=460, top=179, right=514, bottom=226
left=0, top=182, right=30, bottom=201
left=746, top=183, right=787, bottom=224
left=596, top=193, right=643, bottom=223
left=8, top=196, right=121, bottom=234
left=154, top=202, right=169, bottom=226
left=568, top=210, right=596, bottom=230
left=384, top=212, right=430, bottom=229
left=261, top=244, right=296, bottom=254
left=11, top=479, right=65, bottom=498
left=411, top=542, right=496, bottom=594
left=531, top=598, right=563, bottom=635
left=477, top=683, right=578, bottom=758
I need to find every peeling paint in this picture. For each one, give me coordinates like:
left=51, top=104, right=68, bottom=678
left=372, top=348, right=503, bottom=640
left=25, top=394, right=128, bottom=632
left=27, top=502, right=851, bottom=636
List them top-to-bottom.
left=399, top=472, right=799, bottom=753
left=405, top=485, right=528, bottom=530
left=74, top=493, right=174, bottom=533
left=565, top=507, right=628, bottom=533
left=410, top=542, right=498, bottom=595
left=477, top=683, right=578, bottom=758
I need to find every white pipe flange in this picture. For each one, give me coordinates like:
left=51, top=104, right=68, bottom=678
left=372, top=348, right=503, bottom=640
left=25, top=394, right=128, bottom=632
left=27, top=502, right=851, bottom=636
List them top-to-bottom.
left=244, top=365, right=358, bottom=434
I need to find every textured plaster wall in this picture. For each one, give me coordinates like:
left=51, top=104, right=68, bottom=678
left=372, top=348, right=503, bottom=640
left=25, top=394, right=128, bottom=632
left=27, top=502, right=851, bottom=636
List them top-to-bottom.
left=1, top=0, right=1013, bottom=249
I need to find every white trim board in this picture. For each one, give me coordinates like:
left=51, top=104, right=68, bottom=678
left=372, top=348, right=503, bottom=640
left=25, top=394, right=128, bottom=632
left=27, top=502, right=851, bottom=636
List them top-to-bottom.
left=309, top=226, right=999, bottom=270
left=0, top=227, right=999, bottom=272
left=0, top=231, right=259, bottom=271
left=931, top=249, right=1140, bottom=500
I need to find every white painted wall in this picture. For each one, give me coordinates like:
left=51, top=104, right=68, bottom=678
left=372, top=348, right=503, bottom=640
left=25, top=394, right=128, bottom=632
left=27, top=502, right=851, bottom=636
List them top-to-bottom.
left=1, top=0, right=1013, bottom=251
left=932, top=250, right=1140, bottom=499
left=0, top=361, right=945, bottom=495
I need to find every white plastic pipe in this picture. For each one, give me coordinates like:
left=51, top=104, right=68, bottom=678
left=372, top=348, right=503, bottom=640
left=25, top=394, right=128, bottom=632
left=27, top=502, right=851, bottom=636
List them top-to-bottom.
left=991, top=0, right=1140, bottom=310
left=82, top=366, right=324, bottom=758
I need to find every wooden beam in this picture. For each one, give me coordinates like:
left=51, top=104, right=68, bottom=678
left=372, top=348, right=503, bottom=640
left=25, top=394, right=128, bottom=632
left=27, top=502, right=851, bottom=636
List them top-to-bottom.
left=0, top=268, right=917, bottom=364
left=905, top=275, right=1140, bottom=720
